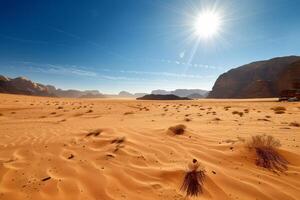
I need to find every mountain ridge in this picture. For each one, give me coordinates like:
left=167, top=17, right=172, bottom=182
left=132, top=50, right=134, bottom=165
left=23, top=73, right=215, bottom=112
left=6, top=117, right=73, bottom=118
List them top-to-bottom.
left=208, top=56, right=300, bottom=98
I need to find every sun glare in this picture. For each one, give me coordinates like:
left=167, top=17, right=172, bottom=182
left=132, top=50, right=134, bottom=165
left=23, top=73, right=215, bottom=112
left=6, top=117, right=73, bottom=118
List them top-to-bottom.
left=194, top=11, right=221, bottom=39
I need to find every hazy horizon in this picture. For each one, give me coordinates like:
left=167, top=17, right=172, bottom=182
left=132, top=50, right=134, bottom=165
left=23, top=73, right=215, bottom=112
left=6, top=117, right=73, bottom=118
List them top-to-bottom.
left=0, top=0, right=300, bottom=93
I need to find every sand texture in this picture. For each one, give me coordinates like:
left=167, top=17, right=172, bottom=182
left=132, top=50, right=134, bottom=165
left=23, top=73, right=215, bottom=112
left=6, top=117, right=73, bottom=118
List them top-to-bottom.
left=0, top=94, right=299, bottom=200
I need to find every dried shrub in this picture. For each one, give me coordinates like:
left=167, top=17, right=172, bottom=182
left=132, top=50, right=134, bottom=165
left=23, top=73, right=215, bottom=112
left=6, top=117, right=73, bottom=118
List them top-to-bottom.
left=224, top=106, right=231, bottom=110
left=271, top=106, right=286, bottom=114
left=124, top=111, right=134, bottom=115
left=232, top=111, right=244, bottom=117
left=184, top=118, right=191, bottom=122
left=289, top=122, right=300, bottom=127
left=168, top=124, right=186, bottom=135
left=86, top=129, right=102, bottom=137
left=248, top=135, right=288, bottom=173
left=111, top=136, right=126, bottom=144
left=181, top=160, right=205, bottom=197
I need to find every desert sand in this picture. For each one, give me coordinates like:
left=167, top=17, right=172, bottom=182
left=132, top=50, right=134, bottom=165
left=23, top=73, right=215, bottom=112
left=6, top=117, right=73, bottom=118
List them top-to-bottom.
left=0, top=93, right=299, bottom=200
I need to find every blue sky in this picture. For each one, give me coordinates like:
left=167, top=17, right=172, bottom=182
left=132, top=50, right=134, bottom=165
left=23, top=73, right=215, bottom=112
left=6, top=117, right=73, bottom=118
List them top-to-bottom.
left=0, top=0, right=299, bottom=94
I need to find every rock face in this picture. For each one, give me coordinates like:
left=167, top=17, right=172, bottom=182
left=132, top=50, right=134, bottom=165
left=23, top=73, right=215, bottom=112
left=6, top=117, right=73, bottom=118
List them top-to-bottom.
left=208, top=56, right=300, bottom=98
left=0, top=75, right=104, bottom=98
left=0, top=76, right=54, bottom=96
left=49, top=88, right=103, bottom=98
left=151, top=89, right=208, bottom=98
left=118, top=91, right=134, bottom=97
left=79, top=93, right=106, bottom=98
left=187, top=93, right=204, bottom=99
left=137, top=94, right=191, bottom=100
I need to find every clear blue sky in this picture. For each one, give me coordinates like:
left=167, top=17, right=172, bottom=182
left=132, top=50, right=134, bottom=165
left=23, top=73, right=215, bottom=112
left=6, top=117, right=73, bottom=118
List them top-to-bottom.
left=0, top=0, right=299, bottom=93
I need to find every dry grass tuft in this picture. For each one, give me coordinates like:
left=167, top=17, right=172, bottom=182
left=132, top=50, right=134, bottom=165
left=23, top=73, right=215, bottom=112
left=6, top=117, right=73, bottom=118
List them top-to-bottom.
left=224, top=106, right=231, bottom=111
left=271, top=106, right=286, bottom=114
left=124, top=111, right=134, bottom=115
left=232, top=111, right=244, bottom=117
left=184, top=118, right=191, bottom=122
left=289, top=122, right=300, bottom=127
left=168, top=124, right=186, bottom=135
left=86, top=129, right=102, bottom=137
left=248, top=135, right=288, bottom=172
left=111, top=136, right=126, bottom=144
left=181, top=161, right=205, bottom=197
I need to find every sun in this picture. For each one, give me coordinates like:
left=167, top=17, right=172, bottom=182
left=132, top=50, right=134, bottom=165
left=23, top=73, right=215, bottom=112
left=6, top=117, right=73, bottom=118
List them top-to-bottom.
left=194, top=11, right=221, bottom=39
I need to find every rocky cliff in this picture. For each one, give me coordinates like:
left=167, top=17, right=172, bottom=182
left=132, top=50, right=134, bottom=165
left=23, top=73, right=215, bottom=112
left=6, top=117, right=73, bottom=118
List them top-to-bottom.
left=208, top=56, right=300, bottom=98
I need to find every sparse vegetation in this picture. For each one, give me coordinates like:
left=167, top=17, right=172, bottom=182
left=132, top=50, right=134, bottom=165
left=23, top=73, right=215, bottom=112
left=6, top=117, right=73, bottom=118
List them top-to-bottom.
left=224, top=106, right=231, bottom=110
left=271, top=106, right=286, bottom=114
left=124, top=111, right=134, bottom=115
left=232, top=111, right=244, bottom=117
left=184, top=118, right=191, bottom=122
left=289, top=122, right=300, bottom=127
left=168, top=124, right=186, bottom=135
left=86, top=129, right=102, bottom=137
left=248, top=135, right=288, bottom=172
left=111, top=136, right=126, bottom=144
left=181, top=159, right=205, bottom=197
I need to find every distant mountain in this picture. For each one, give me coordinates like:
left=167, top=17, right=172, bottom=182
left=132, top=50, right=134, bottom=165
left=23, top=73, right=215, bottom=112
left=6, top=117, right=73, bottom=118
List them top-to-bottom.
left=208, top=56, right=300, bottom=98
left=0, top=75, right=104, bottom=98
left=0, top=76, right=55, bottom=96
left=47, top=87, right=103, bottom=98
left=151, top=89, right=208, bottom=98
left=106, top=91, right=148, bottom=98
left=118, top=91, right=134, bottom=97
left=79, top=93, right=106, bottom=98
left=134, top=93, right=148, bottom=98
left=187, top=93, right=204, bottom=99
left=137, top=94, right=191, bottom=100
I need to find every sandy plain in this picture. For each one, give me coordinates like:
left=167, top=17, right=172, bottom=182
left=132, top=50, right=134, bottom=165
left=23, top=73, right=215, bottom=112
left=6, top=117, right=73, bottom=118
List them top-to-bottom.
left=0, top=93, right=299, bottom=200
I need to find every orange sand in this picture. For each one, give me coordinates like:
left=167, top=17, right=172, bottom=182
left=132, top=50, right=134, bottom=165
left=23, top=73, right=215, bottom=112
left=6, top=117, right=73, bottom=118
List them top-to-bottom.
left=0, top=93, right=299, bottom=200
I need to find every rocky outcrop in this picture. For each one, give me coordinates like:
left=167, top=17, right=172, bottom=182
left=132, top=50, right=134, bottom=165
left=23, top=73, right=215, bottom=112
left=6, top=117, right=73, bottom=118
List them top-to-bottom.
left=208, top=56, right=300, bottom=98
left=0, top=75, right=104, bottom=98
left=0, top=76, right=54, bottom=96
left=151, top=89, right=208, bottom=98
left=187, top=93, right=204, bottom=99
left=137, top=94, right=191, bottom=100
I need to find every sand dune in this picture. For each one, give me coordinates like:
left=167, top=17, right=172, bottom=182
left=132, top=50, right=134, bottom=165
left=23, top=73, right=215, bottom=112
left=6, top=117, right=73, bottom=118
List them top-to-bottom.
left=0, top=93, right=299, bottom=200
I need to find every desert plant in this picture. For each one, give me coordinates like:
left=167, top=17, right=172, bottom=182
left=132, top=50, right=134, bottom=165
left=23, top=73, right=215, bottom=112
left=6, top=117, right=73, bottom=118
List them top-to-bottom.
left=271, top=106, right=286, bottom=114
left=124, top=111, right=134, bottom=115
left=232, top=111, right=244, bottom=117
left=184, top=118, right=191, bottom=122
left=289, top=122, right=300, bottom=127
left=168, top=124, right=186, bottom=135
left=86, top=129, right=102, bottom=137
left=248, top=135, right=288, bottom=172
left=111, top=136, right=126, bottom=144
left=181, top=159, right=205, bottom=197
